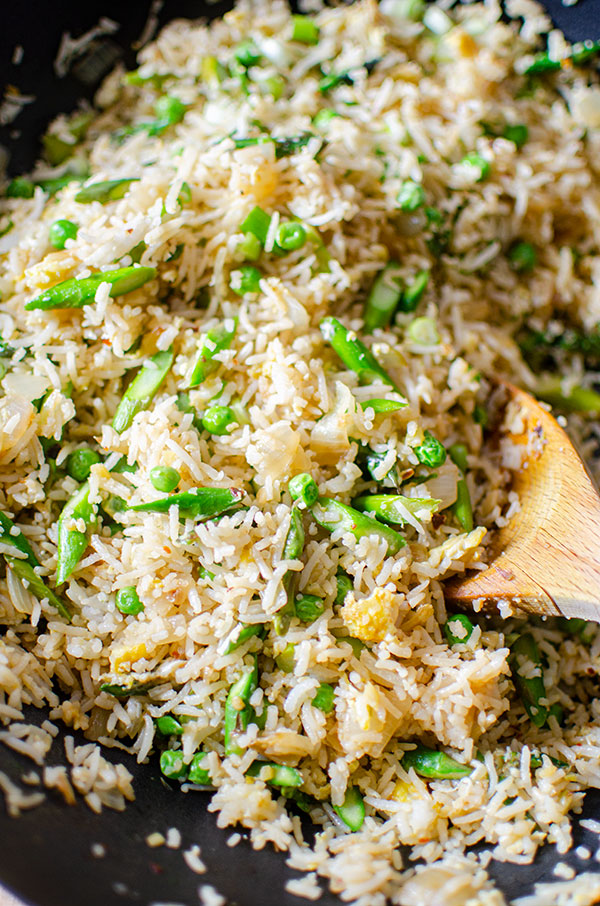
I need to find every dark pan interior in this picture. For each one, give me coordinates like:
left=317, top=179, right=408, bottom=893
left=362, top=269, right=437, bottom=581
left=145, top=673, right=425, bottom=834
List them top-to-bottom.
left=1, top=2, right=600, bottom=904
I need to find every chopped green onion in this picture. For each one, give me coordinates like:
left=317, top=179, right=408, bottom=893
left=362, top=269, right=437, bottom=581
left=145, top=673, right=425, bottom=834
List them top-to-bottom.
left=291, top=15, right=320, bottom=45
left=234, top=40, right=262, bottom=68
left=571, top=40, right=600, bottom=65
left=524, top=53, right=561, bottom=76
left=319, top=70, right=353, bottom=93
left=313, top=108, right=339, bottom=129
left=460, top=152, right=490, bottom=182
left=397, top=180, right=425, bottom=212
left=240, top=206, right=272, bottom=245
left=237, top=232, right=262, bottom=261
left=508, top=240, right=537, bottom=273
left=166, top=243, right=184, bottom=263
left=407, top=316, right=440, bottom=345
left=414, top=431, right=446, bottom=467
left=289, top=473, right=319, bottom=508
left=275, top=642, right=296, bottom=673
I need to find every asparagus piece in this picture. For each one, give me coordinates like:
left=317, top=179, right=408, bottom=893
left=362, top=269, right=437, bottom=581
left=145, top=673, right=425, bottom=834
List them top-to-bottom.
left=74, top=178, right=139, bottom=204
left=25, top=266, right=156, bottom=311
left=320, top=316, right=397, bottom=388
left=189, top=319, right=238, bottom=387
left=112, top=348, right=173, bottom=434
left=56, top=482, right=95, bottom=585
left=130, top=486, right=243, bottom=520
left=352, top=494, right=440, bottom=526
left=311, top=497, right=405, bottom=555
left=509, top=633, right=549, bottom=728
left=224, top=657, right=259, bottom=756
left=402, top=745, right=473, bottom=779
left=333, top=786, right=365, bottom=831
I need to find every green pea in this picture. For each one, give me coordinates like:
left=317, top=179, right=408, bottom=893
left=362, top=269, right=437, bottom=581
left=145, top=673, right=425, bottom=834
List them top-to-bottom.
left=153, top=95, right=186, bottom=127
left=503, top=124, right=528, bottom=148
left=460, top=152, right=491, bottom=182
left=6, top=177, right=35, bottom=199
left=397, top=180, right=425, bottom=212
left=49, top=219, right=79, bottom=250
left=276, top=222, right=307, bottom=251
left=508, top=241, right=537, bottom=273
left=230, top=265, right=262, bottom=295
left=201, top=405, right=237, bottom=436
left=414, top=431, right=447, bottom=468
left=66, top=448, right=101, bottom=482
left=150, top=466, right=180, bottom=492
left=289, top=473, right=319, bottom=507
left=335, top=571, right=353, bottom=606
left=115, top=586, right=144, bottom=615
left=295, top=593, right=325, bottom=623
left=444, top=613, right=474, bottom=645
left=312, top=683, right=335, bottom=713
left=155, top=715, right=183, bottom=736
left=159, top=749, right=187, bottom=779
left=188, top=752, right=211, bottom=785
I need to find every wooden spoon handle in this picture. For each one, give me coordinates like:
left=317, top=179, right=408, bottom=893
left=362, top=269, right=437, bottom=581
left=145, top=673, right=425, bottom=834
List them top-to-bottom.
left=446, top=383, right=600, bottom=621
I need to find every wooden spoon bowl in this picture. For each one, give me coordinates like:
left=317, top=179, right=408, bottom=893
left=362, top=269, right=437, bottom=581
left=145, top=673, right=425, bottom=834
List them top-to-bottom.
left=445, top=382, right=600, bottom=621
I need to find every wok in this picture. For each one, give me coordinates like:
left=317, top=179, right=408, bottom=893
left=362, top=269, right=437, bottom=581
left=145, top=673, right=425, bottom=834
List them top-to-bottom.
left=1, top=2, right=600, bottom=904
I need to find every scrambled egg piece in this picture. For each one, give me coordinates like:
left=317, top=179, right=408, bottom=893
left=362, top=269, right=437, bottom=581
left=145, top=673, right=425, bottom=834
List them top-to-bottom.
left=22, top=251, right=78, bottom=291
left=426, top=526, right=486, bottom=570
left=340, top=587, right=397, bottom=643
left=111, top=642, right=148, bottom=673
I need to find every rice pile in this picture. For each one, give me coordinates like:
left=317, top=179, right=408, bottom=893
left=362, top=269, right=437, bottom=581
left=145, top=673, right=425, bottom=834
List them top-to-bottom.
left=1, top=0, right=600, bottom=902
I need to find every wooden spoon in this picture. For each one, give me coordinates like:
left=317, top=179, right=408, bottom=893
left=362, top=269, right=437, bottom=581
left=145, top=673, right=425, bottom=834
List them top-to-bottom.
left=445, top=381, right=600, bottom=621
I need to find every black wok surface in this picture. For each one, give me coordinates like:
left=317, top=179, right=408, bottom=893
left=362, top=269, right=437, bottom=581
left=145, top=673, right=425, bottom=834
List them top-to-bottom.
left=1, top=2, right=600, bottom=904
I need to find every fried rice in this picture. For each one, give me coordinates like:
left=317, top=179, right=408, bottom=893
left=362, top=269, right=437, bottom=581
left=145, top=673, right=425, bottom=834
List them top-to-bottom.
left=2, top=0, right=600, bottom=903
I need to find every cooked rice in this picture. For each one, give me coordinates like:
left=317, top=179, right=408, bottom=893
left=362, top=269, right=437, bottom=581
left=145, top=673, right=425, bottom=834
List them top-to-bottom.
left=1, top=0, right=600, bottom=903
